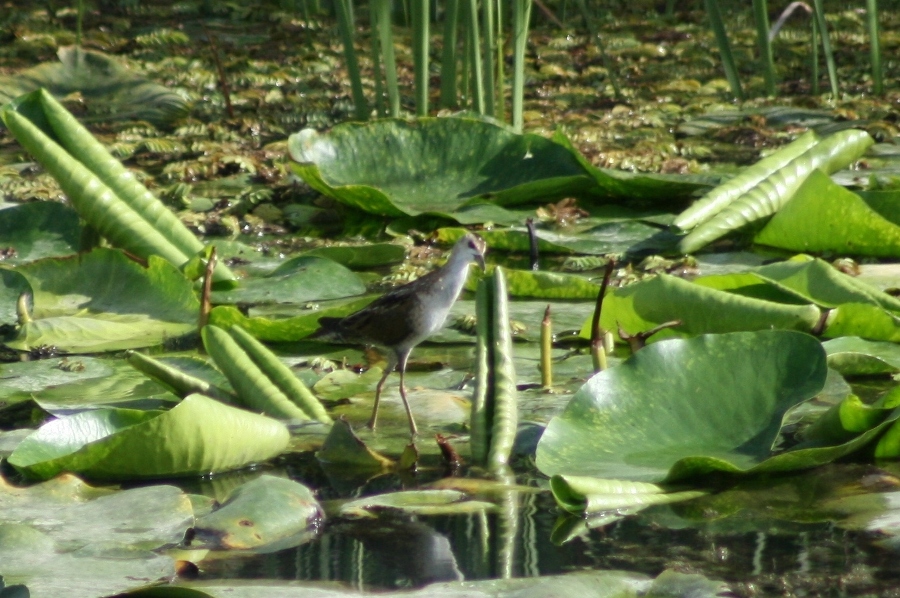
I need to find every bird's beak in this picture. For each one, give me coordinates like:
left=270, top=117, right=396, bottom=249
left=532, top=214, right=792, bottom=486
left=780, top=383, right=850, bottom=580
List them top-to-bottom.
left=476, top=254, right=486, bottom=271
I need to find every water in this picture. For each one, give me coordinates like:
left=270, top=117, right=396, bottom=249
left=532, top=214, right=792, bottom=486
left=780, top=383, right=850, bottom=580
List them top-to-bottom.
left=184, top=462, right=900, bottom=596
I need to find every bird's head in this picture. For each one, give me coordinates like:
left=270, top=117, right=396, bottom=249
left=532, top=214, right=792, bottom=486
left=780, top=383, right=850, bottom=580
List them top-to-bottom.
left=456, top=232, right=487, bottom=270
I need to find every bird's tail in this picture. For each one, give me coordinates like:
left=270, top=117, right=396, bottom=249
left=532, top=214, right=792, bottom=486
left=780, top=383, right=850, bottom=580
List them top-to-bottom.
left=309, top=317, right=345, bottom=341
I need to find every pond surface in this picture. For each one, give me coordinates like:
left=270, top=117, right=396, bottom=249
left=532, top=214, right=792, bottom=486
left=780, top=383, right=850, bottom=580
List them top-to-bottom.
left=174, top=455, right=900, bottom=596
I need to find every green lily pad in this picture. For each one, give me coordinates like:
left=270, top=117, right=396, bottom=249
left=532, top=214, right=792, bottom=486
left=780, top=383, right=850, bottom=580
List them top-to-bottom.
left=0, top=47, right=189, bottom=125
left=288, top=117, right=595, bottom=217
left=551, top=130, right=712, bottom=203
left=755, top=170, right=900, bottom=257
left=0, top=202, right=81, bottom=264
left=300, top=243, right=407, bottom=269
left=5, top=248, right=200, bottom=353
left=755, top=255, right=900, bottom=311
left=211, top=256, right=365, bottom=305
left=502, top=268, right=600, bottom=300
left=582, top=273, right=821, bottom=342
left=207, top=297, right=373, bottom=341
left=823, top=303, right=900, bottom=343
left=535, top=331, right=828, bottom=483
left=824, top=337, right=900, bottom=376
left=0, top=357, right=117, bottom=411
left=8, top=393, right=289, bottom=481
left=315, top=418, right=394, bottom=470
left=0, top=475, right=191, bottom=597
left=0, top=475, right=191, bottom=551
left=191, top=475, right=322, bottom=551
left=549, top=475, right=708, bottom=515
left=338, top=489, right=494, bottom=517
left=0, top=523, right=175, bottom=598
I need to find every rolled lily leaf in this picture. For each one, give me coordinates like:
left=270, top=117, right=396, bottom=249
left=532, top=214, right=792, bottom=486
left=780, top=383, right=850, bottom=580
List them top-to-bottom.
left=1, top=90, right=234, bottom=282
left=2, top=109, right=192, bottom=271
left=288, top=117, right=595, bottom=217
left=678, top=129, right=873, bottom=254
left=673, top=131, right=819, bottom=231
left=754, top=170, right=900, bottom=257
left=471, top=268, right=518, bottom=471
left=201, top=325, right=319, bottom=421
left=228, top=325, right=331, bottom=423
left=536, top=330, right=828, bottom=483
left=126, top=351, right=235, bottom=404
left=7, top=393, right=290, bottom=481
left=549, top=475, right=708, bottom=515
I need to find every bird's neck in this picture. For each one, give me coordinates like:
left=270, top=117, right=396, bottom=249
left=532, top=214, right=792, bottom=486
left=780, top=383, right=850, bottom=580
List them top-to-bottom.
left=426, top=251, right=472, bottom=304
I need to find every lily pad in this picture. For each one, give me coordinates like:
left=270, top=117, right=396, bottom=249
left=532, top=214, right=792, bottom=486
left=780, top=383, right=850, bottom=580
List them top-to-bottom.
left=0, top=47, right=189, bottom=125
left=288, top=117, right=595, bottom=217
left=755, top=170, right=900, bottom=257
left=0, top=202, right=81, bottom=264
left=5, top=248, right=200, bottom=353
left=754, top=255, right=900, bottom=311
left=210, top=256, right=365, bottom=305
left=583, top=273, right=821, bottom=342
left=207, top=297, right=373, bottom=342
left=535, top=330, right=828, bottom=483
left=824, top=337, right=900, bottom=376
left=8, top=393, right=290, bottom=481
left=0, top=475, right=190, bottom=598
left=190, top=475, right=322, bottom=551
left=549, top=475, right=708, bottom=515
left=337, top=489, right=494, bottom=517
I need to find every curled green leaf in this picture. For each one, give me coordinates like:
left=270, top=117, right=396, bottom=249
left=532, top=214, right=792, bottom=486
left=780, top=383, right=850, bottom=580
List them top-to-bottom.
left=678, top=129, right=873, bottom=254
left=673, top=131, right=820, bottom=232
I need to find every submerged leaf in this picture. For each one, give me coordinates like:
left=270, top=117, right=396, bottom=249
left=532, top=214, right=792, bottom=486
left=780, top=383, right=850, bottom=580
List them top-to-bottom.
left=191, top=475, right=322, bottom=551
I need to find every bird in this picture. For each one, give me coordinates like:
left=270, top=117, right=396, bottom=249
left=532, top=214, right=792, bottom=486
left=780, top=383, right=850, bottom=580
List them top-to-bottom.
left=315, top=233, right=486, bottom=437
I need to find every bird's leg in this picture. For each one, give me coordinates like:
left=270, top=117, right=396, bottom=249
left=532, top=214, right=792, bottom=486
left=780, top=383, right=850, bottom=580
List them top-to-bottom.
left=397, top=351, right=418, bottom=437
left=367, top=354, right=397, bottom=431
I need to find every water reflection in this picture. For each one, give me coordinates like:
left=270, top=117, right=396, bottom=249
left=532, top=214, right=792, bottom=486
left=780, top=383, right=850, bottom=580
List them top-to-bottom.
left=189, top=474, right=900, bottom=595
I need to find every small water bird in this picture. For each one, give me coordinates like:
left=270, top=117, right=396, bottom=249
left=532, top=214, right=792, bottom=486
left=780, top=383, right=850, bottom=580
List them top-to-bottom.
left=315, top=233, right=487, bottom=437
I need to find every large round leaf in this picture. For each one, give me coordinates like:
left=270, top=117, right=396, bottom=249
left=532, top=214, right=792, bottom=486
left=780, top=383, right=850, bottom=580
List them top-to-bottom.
left=288, top=117, right=595, bottom=216
left=6, top=248, right=200, bottom=353
left=535, top=330, right=827, bottom=483
left=8, top=394, right=289, bottom=481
